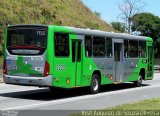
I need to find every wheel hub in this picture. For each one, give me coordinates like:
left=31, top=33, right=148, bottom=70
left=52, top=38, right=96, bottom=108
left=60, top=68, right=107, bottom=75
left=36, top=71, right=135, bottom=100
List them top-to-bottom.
left=93, top=78, right=98, bottom=91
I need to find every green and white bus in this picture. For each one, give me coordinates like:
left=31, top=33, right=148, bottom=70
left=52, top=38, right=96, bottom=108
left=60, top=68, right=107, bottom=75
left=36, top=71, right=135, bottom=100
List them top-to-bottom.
left=3, top=25, right=154, bottom=94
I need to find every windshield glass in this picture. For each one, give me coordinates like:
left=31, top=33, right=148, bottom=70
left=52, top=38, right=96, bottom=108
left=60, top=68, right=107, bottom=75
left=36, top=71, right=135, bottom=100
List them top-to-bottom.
left=7, top=28, right=47, bottom=55
left=7, top=28, right=47, bottom=48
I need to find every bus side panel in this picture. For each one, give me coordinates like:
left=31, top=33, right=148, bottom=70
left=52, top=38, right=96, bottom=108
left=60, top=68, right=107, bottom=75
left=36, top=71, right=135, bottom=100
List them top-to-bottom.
left=52, top=33, right=73, bottom=88
left=123, top=39, right=151, bottom=82
left=145, top=42, right=154, bottom=80
left=82, top=52, right=113, bottom=86
left=81, top=58, right=96, bottom=86
left=93, top=58, right=114, bottom=85
left=101, top=58, right=114, bottom=85
left=124, top=58, right=147, bottom=82
left=124, top=59, right=139, bottom=82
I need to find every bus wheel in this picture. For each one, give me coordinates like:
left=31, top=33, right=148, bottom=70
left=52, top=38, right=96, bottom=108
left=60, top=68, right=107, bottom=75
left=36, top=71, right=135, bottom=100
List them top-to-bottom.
left=90, top=74, right=100, bottom=94
left=134, top=75, right=142, bottom=87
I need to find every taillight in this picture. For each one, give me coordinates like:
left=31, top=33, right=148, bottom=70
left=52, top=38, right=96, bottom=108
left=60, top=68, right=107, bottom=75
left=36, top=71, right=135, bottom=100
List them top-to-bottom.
left=3, top=59, right=7, bottom=74
left=44, top=61, right=50, bottom=77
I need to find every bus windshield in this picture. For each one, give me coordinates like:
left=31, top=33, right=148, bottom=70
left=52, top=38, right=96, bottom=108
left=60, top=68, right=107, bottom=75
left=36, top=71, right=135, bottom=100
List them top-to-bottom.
left=7, top=28, right=47, bottom=55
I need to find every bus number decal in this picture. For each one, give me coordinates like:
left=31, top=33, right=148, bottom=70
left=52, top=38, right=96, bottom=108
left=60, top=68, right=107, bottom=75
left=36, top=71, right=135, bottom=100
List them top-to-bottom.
left=37, top=30, right=46, bottom=36
left=56, top=65, right=65, bottom=71
left=35, top=67, right=43, bottom=71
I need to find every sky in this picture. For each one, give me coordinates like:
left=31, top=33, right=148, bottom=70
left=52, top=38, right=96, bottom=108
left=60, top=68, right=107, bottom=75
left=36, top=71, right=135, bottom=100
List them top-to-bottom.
left=82, top=0, right=160, bottom=23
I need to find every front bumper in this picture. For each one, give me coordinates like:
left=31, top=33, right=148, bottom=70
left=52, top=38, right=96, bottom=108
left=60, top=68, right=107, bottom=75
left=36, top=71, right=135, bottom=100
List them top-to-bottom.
left=3, top=74, right=53, bottom=87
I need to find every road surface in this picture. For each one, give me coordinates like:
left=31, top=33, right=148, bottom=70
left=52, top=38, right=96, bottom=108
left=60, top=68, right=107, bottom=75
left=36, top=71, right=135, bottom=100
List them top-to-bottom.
left=0, top=73, right=160, bottom=115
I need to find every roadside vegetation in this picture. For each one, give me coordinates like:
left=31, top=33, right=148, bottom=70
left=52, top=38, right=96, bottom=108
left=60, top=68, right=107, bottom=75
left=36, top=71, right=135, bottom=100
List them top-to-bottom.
left=0, top=0, right=115, bottom=59
left=0, top=0, right=114, bottom=42
left=71, top=98, right=160, bottom=116
left=107, top=98, right=160, bottom=110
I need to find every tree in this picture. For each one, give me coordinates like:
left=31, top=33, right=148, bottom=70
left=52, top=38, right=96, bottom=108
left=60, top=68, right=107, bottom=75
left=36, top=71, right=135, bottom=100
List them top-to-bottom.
left=118, top=0, right=146, bottom=34
left=131, top=12, right=160, bottom=57
left=132, top=13, right=160, bottom=41
left=111, top=22, right=125, bottom=33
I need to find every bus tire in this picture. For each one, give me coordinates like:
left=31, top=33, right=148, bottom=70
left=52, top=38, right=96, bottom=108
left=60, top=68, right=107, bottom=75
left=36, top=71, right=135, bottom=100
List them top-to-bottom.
left=90, top=74, right=100, bottom=94
left=134, top=75, right=142, bottom=87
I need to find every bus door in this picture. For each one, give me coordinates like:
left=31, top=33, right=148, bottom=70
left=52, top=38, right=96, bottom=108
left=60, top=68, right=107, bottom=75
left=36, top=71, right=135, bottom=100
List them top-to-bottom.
left=72, top=40, right=82, bottom=86
left=114, top=43, right=123, bottom=82
left=147, top=46, right=154, bottom=78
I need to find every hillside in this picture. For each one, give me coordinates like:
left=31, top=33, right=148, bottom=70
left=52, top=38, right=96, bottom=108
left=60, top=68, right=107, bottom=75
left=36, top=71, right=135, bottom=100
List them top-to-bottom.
left=0, top=0, right=114, bottom=33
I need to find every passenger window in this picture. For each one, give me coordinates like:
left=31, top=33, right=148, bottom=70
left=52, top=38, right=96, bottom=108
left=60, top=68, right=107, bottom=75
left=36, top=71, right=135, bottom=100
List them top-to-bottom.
left=54, top=33, right=69, bottom=57
left=85, top=36, right=92, bottom=57
left=93, top=37, right=105, bottom=57
left=106, top=38, right=112, bottom=58
left=124, top=40, right=129, bottom=58
left=129, top=40, right=138, bottom=58
left=139, top=41, right=146, bottom=58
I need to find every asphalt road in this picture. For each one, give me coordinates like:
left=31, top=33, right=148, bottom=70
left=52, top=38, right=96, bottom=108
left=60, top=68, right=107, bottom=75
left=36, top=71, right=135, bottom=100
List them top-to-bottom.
left=0, top=73, right=160, bottom=115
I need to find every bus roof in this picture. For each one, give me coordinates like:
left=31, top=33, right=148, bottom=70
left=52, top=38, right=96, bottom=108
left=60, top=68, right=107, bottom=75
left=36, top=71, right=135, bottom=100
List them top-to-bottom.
left=8, top=24, right=48, bottom=29
left=7, top=25, right=153, bottom=42
left=65, top=26, right=153, bottom=42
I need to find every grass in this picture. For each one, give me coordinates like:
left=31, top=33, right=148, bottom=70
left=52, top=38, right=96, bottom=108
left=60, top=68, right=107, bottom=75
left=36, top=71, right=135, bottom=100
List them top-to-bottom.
left=0, top=0, right=114, bottom=42
left=71, top=98, right=160, bottom=116
left=107, top=98, right=160, bottom=110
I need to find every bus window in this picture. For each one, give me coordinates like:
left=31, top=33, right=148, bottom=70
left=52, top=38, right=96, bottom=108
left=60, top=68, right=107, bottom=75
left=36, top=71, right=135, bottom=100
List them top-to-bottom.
left=7, top=28, right=47, bottom=55
left=54, top=33, right=69, bottom=57
left=10, top=34, right=24, bottom=45
left=85, top=36, right=92, bottom=57
left=93, top=37, right=105, bottom=57
left=106, top=38, right=112, bottom=58
left=124, top=40, right=129, bottom=58
left=129, top=40, right=138, bottom=58
left=77, top=41, right=81, bottom=61
left=139, top=41, right=146, bottom=58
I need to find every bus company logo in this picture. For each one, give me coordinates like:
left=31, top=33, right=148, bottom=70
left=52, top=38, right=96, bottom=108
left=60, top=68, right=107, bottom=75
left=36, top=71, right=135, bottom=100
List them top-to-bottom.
left=7, top=56, right=17, bottom=60
left=6, top=59, right=11, bottom=65
left=123, top=59, right=127, bottom=64
left=25, top=60, right=28, bottom=64
left=107, top=62, right=112, bottom=69
left=131, top=62, right=134, bottom=68
left=89, top=64, right=92, bottom=70
left=8, top=66, right=18, bottom=71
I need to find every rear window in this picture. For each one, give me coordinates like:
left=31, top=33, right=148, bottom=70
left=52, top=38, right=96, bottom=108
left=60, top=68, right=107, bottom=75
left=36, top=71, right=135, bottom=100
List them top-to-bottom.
left=7, top=28, right=47, bottom=55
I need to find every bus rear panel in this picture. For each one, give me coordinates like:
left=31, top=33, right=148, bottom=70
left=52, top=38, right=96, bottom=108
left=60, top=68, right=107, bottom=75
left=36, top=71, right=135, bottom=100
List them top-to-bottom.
left=3, top=25, right=52, bottom=86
